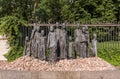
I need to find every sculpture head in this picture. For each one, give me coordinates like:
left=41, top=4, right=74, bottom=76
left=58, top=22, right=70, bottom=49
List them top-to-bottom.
left=35, top=16, right=38, bottom=23
left=56, top=22, right=60, bottom=28
left=33, top=23, right=39, bottom=31
left=62, top=23, right=66, bottom=29
left=77, top=23, right=80, bottom=29
left=50, top=25, right=54, bottom=32
left=36, top=26, right=40, bottom=32
left=82, top=26, right=88, bottom=32
left=85, top=26, right=88, bottom=30
left=41, top=30, right=44, bottom=36
left=93, top=33, right=97, bottom=39
left=25, top=36, right=29, bottom=41
left=69, top=36, right=72, bottom=41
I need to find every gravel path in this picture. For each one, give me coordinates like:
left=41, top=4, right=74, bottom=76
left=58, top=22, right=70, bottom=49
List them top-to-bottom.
left=0, top=36, right=9, bottom=60
left=0, top=56, right=116, bottom=71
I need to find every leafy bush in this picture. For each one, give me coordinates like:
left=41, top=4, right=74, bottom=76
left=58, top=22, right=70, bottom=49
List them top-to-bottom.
left=0, top=16, right=27, bottom=61
left=4, top=45, right=24, bottom=62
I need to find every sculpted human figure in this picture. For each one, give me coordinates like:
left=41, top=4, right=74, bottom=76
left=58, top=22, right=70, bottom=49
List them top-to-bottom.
left=30, top=16, right=39, bottom=40
left=55, top=22, right=61, bottom=58
left=55, top=22, right=61, bottom=41
left=30, top=23, right=39, bottom=57
left=30, top=23, right=37, bottom=40
left=59, top=23, right=67, bottom=59
left=74, top=23, right=82, bottom=57
left=33, top=26, right=41, bottom=58
left=47, top=26, right=57, bottom=62
left=80, top=26, right=89, bottom=58
left=38, top=30, right=46, bottom=60
left=91, top=33, right=97, bottom=57
left=23, top=36, right=30, bottom=56
left=68, top=36, right=75, bottom=59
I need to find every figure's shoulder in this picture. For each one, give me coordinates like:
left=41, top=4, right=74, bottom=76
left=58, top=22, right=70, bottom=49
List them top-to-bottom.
left=48, top=32, right=51, bottom=35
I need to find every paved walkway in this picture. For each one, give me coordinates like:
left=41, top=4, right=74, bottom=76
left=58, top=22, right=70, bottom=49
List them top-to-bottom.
left=0, top=36, right=9, bottom=60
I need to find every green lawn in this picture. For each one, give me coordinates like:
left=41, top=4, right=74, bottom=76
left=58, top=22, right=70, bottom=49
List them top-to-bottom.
left=97, top=41, right=120, bottom=66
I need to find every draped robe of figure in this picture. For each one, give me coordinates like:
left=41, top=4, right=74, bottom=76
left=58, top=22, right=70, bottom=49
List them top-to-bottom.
left=55, top=23, right=61, bottom=59
left=30, top=24, right=41, bottom=58
left=59, top=25, right=67, bottom=59
left=74, top=25, right=82, bottom=57
left=47, top=26, right=57, bottom=62
left=80, top=26, right=89, bottom=58
left=38, top=30, right=46, bottom=60
left=91, top=34, right=97, bottom=57
left=23, top=36, right=30, bottom=56
left=68, top=36, right=75, bottom=59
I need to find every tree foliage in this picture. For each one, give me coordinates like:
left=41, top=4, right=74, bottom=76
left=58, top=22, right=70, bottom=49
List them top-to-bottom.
left=0, top=0, right=119, bottom=61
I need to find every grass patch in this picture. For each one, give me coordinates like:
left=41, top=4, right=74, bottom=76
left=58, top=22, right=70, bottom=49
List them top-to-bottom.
left=98, top=41, right=120, bottom=66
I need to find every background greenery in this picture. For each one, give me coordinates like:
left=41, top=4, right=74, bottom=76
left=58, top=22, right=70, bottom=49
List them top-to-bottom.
left=0, top=0, right=119, bottom=66
left=98, top=42, right=120, bottom=66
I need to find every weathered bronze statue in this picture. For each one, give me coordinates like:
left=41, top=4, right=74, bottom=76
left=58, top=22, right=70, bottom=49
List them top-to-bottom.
left=23, top=22, right=93, bottom=61
left=55, top=22, right=61, bottom=58
left=55, top=22, right=61, bottom=41
left=30, top=23, right=40, bottom=58
left=59, top=23, right=67, bottom=59
left=74, top=23, right=82, bottom=57
left=33, top=26, right=41, bottom=58
left=47, top=26, right=57, bottom=62
left=80, top=26, right=89, bottom=58
left=38, top=30, right=46, bottom=60
left=91, top=33, right=97, bottom=57
left=23, top=36, right=30, bottom=56
left=68, top=36, right=75, bottom=59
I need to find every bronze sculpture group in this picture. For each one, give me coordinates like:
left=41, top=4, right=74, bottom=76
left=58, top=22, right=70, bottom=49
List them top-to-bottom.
left=24, top=22, right=97, bottom=62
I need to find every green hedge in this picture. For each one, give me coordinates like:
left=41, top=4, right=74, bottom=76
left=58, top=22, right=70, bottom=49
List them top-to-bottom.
left=0, top=16, right=27, bottom=62
left=4, top=45, right=23, bottom=62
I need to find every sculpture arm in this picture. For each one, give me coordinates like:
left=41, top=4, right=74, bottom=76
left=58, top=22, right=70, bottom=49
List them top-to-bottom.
left=30, top=25, right=37, bottom=39
left=30, top=29, right=35, bottom=39
left=74, top=30, right=76, bottom=39
left=65, top=31, right=68, bottom=46
left=87, top=32, right=90, bottom=44
left=47, top=34, right=50, bottom=49
left=44, top=37, right=47, bottom=50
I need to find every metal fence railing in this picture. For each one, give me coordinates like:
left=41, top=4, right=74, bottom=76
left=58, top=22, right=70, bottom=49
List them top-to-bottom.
left=20, top=23, right=120, bottom=50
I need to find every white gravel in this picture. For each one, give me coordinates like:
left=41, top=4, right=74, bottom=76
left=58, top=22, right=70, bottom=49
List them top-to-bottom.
left=0, top=56, right=116, bottom=71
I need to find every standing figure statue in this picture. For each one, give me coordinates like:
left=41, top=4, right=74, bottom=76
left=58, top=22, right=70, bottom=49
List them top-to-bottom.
left=55, top=22, right=61, bottom=59
left=55, top=22, right=61, bottom=41
left=30, top=23, right=40, bottom=58
left=59, top=23, right=67, bottom=59
left=74, top=23, right=82, bottom=57
left=33, top=26, right=41, bottom=58
left=47, top=26, right=57, bottom=62
left=80, top=26, right=89, bottom=58
left=38, top=30, right=46, bottom=60
left=91, top=33, right=97, bottom=57
left=23, top=36, right=30, bottom=56
left=68, top=36, right=75, bottom=59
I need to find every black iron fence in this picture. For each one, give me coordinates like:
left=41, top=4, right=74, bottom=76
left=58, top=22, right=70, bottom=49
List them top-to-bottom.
left=20, top=23, right=120, bottom=50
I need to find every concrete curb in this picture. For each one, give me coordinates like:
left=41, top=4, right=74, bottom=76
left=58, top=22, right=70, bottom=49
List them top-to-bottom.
left=0, top=70, right=120, bottom=79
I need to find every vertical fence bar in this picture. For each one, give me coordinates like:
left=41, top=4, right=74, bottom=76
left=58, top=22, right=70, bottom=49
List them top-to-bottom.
left=23, top=24, right=120, bottom=52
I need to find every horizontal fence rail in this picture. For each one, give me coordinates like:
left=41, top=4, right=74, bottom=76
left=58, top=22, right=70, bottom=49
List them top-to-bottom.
left=16, top=23, right=120, bottom=63
left=28, top=23, right=120, bottom=27
left=20, top=24, right=120, bottom=50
